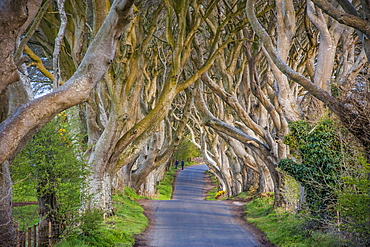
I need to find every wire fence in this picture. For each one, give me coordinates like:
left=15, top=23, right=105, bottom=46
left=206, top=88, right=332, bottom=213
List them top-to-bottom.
left=16, top=211, right=78, bottom=247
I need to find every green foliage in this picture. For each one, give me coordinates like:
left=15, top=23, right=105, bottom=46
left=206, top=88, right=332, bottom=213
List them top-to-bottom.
left=11, top=112, right=88, bottom=230
left=277, top=118, right=369, bottom=244
left=278, top=119, right=342, bottom=219
left=173, top=138, right=201, bottom=161
left=155, top=167, right=177, bottom=200
left=205, top=171, right=220, bottom=201
left=57, top=188, right=148, bottom=247
left=245, top=197, right=350, bottom=247
left=12, top=205, right=39, bottom=230
left=80, top=209, right=104, bottom=236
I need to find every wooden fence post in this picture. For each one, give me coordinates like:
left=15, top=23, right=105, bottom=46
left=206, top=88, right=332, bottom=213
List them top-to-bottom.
left=17, top=210, right=81, bottom=246
left=48, top=221, right=52, bottom=246
left=37, top=222, right=40, bottom=246
left=33, top=224, right=37, bottom=247
left=27, top=227, right=31, bottom=247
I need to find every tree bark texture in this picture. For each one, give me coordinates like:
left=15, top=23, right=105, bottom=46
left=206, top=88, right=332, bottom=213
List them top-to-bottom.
left=0, top=0, right=135, bottom=164
left=0, top=161, right=16, bottom=247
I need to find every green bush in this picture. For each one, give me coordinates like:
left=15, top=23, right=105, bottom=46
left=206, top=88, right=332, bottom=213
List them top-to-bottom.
left=11, top=113, right=88, bottom=232
left=275, top=118, right=369, bottom=245
left=57, top=188, right=148, bottom=246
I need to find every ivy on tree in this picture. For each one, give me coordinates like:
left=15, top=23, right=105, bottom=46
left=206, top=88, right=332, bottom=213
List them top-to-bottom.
left=278, top=119, right=342, bottom=220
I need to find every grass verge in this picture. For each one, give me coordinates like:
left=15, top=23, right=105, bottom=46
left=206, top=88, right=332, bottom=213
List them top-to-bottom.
left=155, top=167, right=178, bottom=200
left=205, top=170, right=222, bottom=200
left=244, top=196, right=351, bottom=247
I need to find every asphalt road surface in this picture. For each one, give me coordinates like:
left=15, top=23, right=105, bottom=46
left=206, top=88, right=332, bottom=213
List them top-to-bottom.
left=150, top=164, right=260, bottom=247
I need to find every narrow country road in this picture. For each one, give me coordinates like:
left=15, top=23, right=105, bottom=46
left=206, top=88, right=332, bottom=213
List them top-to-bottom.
left=150, top=164, right=260, bottom=247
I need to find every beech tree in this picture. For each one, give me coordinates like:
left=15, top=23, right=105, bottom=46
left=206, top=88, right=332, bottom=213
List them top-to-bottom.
left=0, top=0, right=134, bottom=245
left=63, top=0, right=239, bottom=211
left=85, top=0, right=250, bottom=211
left=182, top=0, right=369, bottom=210
left=2, top=1, right=247, bottom=234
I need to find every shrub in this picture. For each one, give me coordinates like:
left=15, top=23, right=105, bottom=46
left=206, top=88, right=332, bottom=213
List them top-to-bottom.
left=12, top=113, right=88, bottom=236
left=214, top=190, right=225, bottom=199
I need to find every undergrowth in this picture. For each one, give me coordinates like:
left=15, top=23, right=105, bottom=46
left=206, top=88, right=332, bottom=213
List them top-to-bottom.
left=155, top=167, right=178, bottom=200
left=205, top=170, right=221, bottom=200
left=56, top=187, right=148, bottom=247
left=244, top=196, right=351, bottom=247
left=13, top=205, right=39, bottom=230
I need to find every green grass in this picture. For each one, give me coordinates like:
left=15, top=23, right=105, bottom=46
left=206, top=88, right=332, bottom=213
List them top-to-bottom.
left=155, top=167, right=178, bottom=200
left=205, top=170, right=221, bottom=200
left=56, top=187, right=148, bottom=247
left=229, top=191, right=253, bottom=200
left=244, top=196, right=351, bottom=247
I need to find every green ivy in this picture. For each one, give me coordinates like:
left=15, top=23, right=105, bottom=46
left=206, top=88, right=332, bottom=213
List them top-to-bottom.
left=278, top=119, right=342, bottom=220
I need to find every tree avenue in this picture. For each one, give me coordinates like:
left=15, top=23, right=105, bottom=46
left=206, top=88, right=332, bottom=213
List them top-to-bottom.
left=0, top=0, right=369, bottom=246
